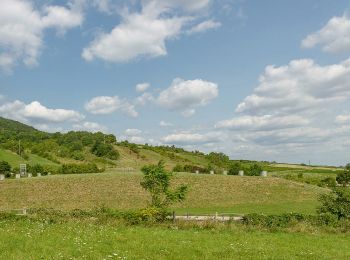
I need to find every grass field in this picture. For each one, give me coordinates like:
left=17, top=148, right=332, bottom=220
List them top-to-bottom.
left=0, top=149, right=58, bottom=168
left=0, top=171, right=326, bottom=214
left=0, top=218, right=349, bottom=259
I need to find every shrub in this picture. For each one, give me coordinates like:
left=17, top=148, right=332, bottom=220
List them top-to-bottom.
left=91, top=141, right=120, bottom=160
left=0, top=161, right=11, bottom=175
left=228, top=162, right=241, bottom=175
left=58, top=163, right=103, bottom=174
left=247, top=163, right=263, bottom=176
left=173, top=164, right=184, bottom=172
left=336, top=170, right=350, bottom=187
left=320, top=177, right=337, bottom=188
left=318, top=188, right=350, bottom=220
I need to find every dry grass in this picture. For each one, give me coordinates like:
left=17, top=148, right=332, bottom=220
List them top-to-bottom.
left=0, top=171, right=326, bottom=214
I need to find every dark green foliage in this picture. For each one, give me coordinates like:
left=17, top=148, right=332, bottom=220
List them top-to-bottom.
left=0, top=117, right=119, bottom=164
left=91, top=141, right=120, bottom=160
left=206, top=152, right=229, bottom=167
left=0, top=161, right=11, bottom=175
left=140, top=161, right=188, bottom=211
left=228, top=162, right=241, bottom=175
left=59, top=163, right=102, bottom=174
left=247, top=163, right=263, bottom=176
left=29, top=164, right=44, bottom=175
left=173, top=164, right=183, bottom=172
left=336, top=170, right=350, bottom=187
left=320, top=177, right=337, bottom=188
left=318, top=188, right=350, bottom=220
left=242, top=213, right=344, bottom=229
left=242, top=213, right=306, bottom=228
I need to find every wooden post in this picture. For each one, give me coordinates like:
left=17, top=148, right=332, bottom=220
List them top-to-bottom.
left=172, top=211, right=175, bottom=223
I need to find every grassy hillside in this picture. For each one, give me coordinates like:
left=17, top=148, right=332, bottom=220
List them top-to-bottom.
left=0, top=149, right=58, bottom=168
left=0, top=171, right=326, bottom=214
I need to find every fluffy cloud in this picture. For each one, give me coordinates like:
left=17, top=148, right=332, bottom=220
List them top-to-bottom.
left=0, top=0, right=84, bottom=72
left=82, top=0, right=215, bottom=63
left=82, top=1, right=190, bottom=62
left=301, top=14, right=350, bottom=53
left=187, top=19, right=221, bottom=34
left=215, top=56, right=350, bottom=154
left=236, top=59, right=350, bottom=116
left=157, top=78, right=218, bottom=116
left=136, top=83, right=150, bottom=93
left=85, top=96, right=138, bottom=117
left=0, top=100, right=84, bottom=123
left=335, top=114, right=350, bottom=124
left=215, top=115, right=309, bottom=131
left=73, top=121, right=108, bottom=132
left=160, top=121, right=173, bottom=127
left=124, top=128, right=142, bottom=136
left=161, top=132, right=221, bottom=145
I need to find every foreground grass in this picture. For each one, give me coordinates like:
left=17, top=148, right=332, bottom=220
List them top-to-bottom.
left=0, top=172, right=326, bottom=214
left=0, top=218, right=349, bottom=259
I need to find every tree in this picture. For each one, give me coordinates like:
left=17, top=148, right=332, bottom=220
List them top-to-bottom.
left=0, top=161, right=11, bottom=175
left=140, top=161, right=188, bottom=210
left=228, top=162, right=241, bottom=175
left=248, top=163, right=263, bottom=176
left=336, top=169, right=350, bottom=187
left=318, top=188, right=350, bottom=220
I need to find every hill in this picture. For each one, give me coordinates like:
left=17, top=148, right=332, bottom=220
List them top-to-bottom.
left=0, top=116, right=344, bottom=177
left=0, top=171, right=326, bottom=214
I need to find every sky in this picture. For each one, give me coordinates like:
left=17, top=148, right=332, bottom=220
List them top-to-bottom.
left=1, top=0, right=350, bottom=166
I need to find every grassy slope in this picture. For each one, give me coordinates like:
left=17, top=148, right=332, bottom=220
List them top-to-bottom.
left=0, top=149, right=58, bottom=168
left=0, top=171, right=326, bottom=214
left=0, top=219, right=349, bottom=259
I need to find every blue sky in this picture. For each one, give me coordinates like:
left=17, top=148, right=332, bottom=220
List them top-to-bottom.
left=1, top=0, right=350, bottom=165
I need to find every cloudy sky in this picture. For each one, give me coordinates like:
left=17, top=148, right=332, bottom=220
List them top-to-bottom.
left=1, top=0, right=350, bottom=166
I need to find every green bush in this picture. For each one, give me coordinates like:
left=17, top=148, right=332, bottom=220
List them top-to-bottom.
left=0, top=160, right=11, bottom=176
left=228, top=162, right=241, bottom=175
left=58, top=163, right=103, bottom=174
left=246, top=163, right=263, bottom=176
left=318, top=188, right=350, bottom=220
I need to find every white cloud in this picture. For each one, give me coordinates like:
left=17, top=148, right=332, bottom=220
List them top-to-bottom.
left=0, top=0, right=84, bottom=72
left=82, top=0, right=215, bottom=63
left=92, top=0, right=112, bottom=13
left=152, top=0, right=211, bottom=11
left=82, top=2, right=190, bottom=62
left=301, top=14, right=350, bottom=53
left=187, top=19, right=221, bottom=34
left=236, top=59, right=350, bottom=116
left=157, top=78, right=218, bottom=116
left=136, top=83, right=150, bottom=92
left=85, top=96, right=138, bottom=117
left=0, top=100, right=84, bottom=123
left=335, top=114, right=350, bottom=124
left=215, top=115, right=309, bottom=131
left=73, top=121, right=108, bottom=132
left=160, top=121, right=173, bottom=127
left=125, top=128, right=142, bottom=136
left=161, top=132, right=221, bottom=145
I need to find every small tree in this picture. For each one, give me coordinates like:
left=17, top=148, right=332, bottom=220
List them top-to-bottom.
left=0, top=161, right=11, bottom=176
left=140, top=161, right=188, bottom=211
left=228, top=162, right=241, bottom=175
left=247, top=163, right=263, bottom=176
left=336, top=169, right=350, bottom=187
left=318, top=188, right=350, bottom=220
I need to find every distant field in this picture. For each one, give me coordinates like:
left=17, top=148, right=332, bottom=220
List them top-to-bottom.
left=0, top=171, right=326, bottom=214
left=0, top=219, right=349, bottom=259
